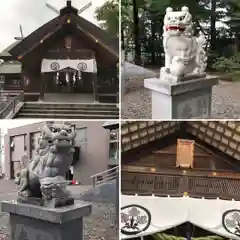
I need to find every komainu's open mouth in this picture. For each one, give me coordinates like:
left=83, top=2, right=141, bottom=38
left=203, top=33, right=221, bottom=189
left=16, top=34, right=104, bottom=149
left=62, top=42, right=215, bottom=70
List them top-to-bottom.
left=166, top=26, right=185, bottom=32
left=51, top=138, right=72, bottom=146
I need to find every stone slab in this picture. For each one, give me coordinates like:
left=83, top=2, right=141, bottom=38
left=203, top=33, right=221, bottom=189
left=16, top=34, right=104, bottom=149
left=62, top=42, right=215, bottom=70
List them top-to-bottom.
left=144, top=75, right=219, bottom=119
left=144, top=75, right=219, bottom=96
left=172, top=88, right=211, bottom=119
left=0, top=200, right=92, bottom=224
left=0, top=200, right=92, bottom=240
left=10, top=214, right=84, bottom=240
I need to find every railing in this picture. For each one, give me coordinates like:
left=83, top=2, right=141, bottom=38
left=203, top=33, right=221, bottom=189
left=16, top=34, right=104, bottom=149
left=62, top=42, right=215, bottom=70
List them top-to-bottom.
left=0, top=91, right=24, bottom=119
left=90, top=166, right=119, bottom=188
left=122, top=168, right=240, bottom=200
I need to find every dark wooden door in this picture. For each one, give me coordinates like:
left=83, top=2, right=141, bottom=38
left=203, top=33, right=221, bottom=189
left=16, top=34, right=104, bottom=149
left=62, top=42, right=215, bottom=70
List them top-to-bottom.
left=45, top=71, right=93, bottom=94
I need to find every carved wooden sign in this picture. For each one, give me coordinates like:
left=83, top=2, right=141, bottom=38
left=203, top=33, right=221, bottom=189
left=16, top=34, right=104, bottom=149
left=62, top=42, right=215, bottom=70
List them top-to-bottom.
left=176, top=139, right=195, bottom=168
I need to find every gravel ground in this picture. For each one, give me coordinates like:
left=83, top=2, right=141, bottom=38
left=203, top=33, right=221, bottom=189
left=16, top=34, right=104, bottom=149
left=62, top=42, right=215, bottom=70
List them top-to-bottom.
left=122, top=78, right=240, bottom=119
left=0, top=202, right=117, bottom=240
left=83, top=203, right=118, bottom=240
left=0, top=214, right=10, bottom=240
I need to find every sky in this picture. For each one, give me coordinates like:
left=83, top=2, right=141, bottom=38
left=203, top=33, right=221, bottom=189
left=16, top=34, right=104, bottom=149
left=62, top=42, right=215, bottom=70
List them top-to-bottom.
left=0, top=0, right=107, bottom=52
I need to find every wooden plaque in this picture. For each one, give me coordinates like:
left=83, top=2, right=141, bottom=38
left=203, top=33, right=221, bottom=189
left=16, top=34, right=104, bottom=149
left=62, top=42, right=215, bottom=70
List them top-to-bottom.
left=176, top=139, right=195, bottom=168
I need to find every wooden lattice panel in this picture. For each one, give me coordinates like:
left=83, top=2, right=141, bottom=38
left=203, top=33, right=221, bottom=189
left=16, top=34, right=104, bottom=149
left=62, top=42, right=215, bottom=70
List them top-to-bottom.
left=121, top=121, right=180, bottom=152
left=186, top=121, right=240, bottom=160
left=121, top=171, right=240, bottom=199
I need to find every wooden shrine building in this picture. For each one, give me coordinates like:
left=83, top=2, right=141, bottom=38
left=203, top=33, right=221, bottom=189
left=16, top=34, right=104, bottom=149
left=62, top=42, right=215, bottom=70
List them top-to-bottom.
left=0, top=1, right=118, bottom=103
left=121, top=121, right=240, bottom=240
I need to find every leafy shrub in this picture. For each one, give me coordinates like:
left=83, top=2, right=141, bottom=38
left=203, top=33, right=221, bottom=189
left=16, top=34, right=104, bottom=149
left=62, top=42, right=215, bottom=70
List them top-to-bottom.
left=212, top=54, right=240, bottom=72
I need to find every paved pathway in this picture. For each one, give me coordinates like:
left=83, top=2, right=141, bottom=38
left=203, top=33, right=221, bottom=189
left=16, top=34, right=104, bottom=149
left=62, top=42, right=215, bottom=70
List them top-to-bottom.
left=122, top=79, right=240, bottom=119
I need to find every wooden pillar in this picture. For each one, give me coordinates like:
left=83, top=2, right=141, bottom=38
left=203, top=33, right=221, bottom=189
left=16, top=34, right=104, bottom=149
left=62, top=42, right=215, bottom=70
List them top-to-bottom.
left=92, top=53, right=98, bottom=103
left=39, top=73, right=45, bottom=101
left=92, top=73, right=98, bottom=103
left=186, top=222, right=192, bottom=240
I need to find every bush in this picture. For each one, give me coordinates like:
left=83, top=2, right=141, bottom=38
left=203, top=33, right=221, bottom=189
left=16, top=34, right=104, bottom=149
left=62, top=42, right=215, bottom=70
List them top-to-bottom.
left=212, top=53, right=240, bottom=72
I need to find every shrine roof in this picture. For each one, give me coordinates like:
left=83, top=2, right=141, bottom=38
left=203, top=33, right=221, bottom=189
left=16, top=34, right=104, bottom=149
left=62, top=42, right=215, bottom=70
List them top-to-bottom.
left=9, top=10, right=118, bottom=59
left=0, top=40, right=21, bottom=58
left=0, top=61, right=22, bottom=74
left=121, top=121, right=240, bottom=161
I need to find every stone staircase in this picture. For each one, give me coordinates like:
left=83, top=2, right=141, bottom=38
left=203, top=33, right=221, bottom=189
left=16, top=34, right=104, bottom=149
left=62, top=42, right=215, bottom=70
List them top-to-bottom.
left=13, top=102, right=119, bottom=119
left=77, top=166, right=119, bottom=204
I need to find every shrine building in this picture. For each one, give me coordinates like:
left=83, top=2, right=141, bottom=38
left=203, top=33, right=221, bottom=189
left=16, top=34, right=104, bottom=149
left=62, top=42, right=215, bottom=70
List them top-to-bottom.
left=0, top=1, right=119, bottom=119
left=121, top=121, right=240, bottom=240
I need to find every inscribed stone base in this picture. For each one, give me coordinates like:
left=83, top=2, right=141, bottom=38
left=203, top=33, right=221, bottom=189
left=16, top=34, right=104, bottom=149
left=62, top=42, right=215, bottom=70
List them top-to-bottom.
left=144, top=75, right=219, bottom=119
left=0, top=200, right=92, bottom=240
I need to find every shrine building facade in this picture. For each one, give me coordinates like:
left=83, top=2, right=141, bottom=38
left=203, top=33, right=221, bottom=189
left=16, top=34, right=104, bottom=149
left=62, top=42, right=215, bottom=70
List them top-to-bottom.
left=0, top=1, right=119, bottom=103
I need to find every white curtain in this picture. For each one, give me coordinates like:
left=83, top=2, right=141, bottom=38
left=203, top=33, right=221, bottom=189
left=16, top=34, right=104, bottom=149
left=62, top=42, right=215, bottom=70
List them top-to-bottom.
left=41, top=59, right=97, bottom=73
left=121, top=195, right=240, bottom=240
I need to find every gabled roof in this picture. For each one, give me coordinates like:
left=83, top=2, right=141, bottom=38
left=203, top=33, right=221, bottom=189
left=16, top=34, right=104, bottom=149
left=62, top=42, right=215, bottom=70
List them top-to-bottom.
left=9, top=3, right=118, bottom=59
left=0, top=40, right=21, bottom=58
left=122, top=121, right=240, bottom=161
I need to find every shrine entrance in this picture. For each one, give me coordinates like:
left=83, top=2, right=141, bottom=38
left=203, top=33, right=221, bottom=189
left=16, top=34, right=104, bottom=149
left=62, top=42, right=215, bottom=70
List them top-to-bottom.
left=40, top=58, right=98, bottom=102
left=45, top=69, right=93, bottom=94
left=121, top=195, right=240, bottom=240
left=134, top=223, right=226, bottom=240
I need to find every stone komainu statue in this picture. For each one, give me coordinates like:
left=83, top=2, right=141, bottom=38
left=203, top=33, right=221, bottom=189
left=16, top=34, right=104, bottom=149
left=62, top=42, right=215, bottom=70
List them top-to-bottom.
left=161, top=6, right=207, bottom=82
left=15, top=121, right=76, bottom=207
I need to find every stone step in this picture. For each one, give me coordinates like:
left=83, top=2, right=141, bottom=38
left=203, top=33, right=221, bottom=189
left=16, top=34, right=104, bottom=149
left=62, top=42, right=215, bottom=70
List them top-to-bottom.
left=24, top=102, right=117, bottom=106
left=23, top=105, right=118, bottom=111
left=20, top=108, right=119, bottom=115
left=14, top=113, right=119, bottom=119
left=77, top=180, right=118, bottom=204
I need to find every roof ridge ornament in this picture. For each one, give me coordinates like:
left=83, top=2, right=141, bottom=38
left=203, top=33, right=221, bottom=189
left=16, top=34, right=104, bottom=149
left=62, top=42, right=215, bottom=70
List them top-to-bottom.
left=45, top=1, right=92, bottom=16
left=14, top=25, right=24, bottom=41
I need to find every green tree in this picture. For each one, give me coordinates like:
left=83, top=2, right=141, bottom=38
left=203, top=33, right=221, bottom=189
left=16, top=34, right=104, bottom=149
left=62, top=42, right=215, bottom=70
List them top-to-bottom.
left=95, top=0, right=119, bottom=36
left=121, top=0, right=237, bottom=66
left=121, top=0, right=133, bottom=52
left=225, top=0, right=240, bottom=52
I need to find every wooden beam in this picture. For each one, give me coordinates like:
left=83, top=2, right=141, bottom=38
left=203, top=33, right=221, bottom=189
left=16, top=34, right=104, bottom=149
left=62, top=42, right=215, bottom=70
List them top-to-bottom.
left=15, top=17, right=67, bottom=58
left=76, top=24, right=118, bottom=58
left=195, top=142, right=240, bottom=169
left=152, top=150, right=212, bottom=157
left=122, top=165, right=240, bottom=179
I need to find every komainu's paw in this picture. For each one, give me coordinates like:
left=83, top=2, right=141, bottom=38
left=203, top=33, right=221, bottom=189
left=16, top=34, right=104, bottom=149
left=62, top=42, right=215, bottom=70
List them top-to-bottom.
left=19, top=190, right=31, bottom=198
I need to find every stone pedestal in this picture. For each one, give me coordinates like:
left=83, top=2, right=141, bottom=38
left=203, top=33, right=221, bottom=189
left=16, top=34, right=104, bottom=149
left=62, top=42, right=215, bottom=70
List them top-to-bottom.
left=144, top=75, right=219, bottom=119
left=0, top=200, right=92, bottom=240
